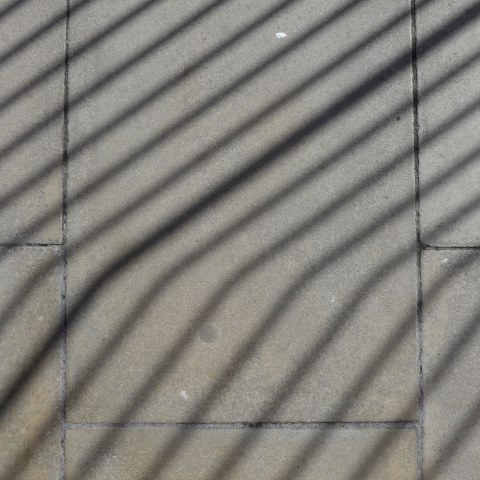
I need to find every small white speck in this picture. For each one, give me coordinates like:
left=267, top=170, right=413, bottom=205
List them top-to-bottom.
left=275, top=32, right=287, bottom=39
left=442, top=258, right=449, bottom=263
left=331, top=296, right=335, bottom=303
left=37, top=315, right=44, bottom=321
left=180, top=390, right=189, bottom=400
left=102, top=453, right=117, bottom=460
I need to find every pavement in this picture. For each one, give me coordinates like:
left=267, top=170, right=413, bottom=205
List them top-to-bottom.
left=0, top=0, right=479, bottom=478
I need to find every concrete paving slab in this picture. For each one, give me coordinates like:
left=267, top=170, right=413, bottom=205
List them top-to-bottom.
left=0, top=0, right=65, bottom=243
left=4, top=0, right=480, bottom=477
left=66, top=0, right=418, bottom=423
left=417, top=0, right=480, bottom=246
left=0, top=248, right=61, bottom=479
left=422, top=251, right=480, bottom=480
left=65, top=427, right=417, bottom=480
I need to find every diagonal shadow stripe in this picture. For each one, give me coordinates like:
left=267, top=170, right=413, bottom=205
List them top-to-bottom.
left=0, top=0, right=376, bottom=213
left=0, top=0, right=418, bottom=247
left=0, top=0, right=234, bottom=115
left=0, top=0, right=28, bottom=21
left=0, top=0, right=300, bottom=164
left=0, top=0, right=163, bottom=69
left=0, top=0, right=460, bottom=404
left=0, top=0, right=463, bottom=242
left=0, top=0, right=472, bottom=239
left=0, top=0, right=404, bottom=330
left=3, top=0, right=480, bottom=476
left=56, top=0, right=480, bottom=361
left=59, top=3, right=480, bottom=478
left=2, top=5, right=480, bottom=474
left=6, top=29, right=480, bottom=476
left=7, top=36, right=480, bottom=254
left=7, top=53, right=479, bottom=477
left=63, top=145, right=480, bottom=478
left=127, top=146, right=480, bottom=480
left=131, top=154, right=480, bottom=480
left=75, top=168, right=480, bottom=479
left=325, top=252, right=480, bottom=480
left=277, top=255, right=479, bottom=480
left=423, top=280, right=480, bottom=479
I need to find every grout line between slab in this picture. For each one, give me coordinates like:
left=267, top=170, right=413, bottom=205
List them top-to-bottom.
left=60, top=1, right=70, bottom=479
left=410, top=1, right=424, bottom=479
left=0, top=243, right=63, bottom=248
left=423, top=245, right=480, bottom=250
left=59, top=248, right=67, bottom=479
left=65, top=421, right=417, bottom=431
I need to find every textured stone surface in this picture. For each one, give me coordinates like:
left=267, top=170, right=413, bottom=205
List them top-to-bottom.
left=0, top=0, right=64, bottom=243
left=8, top=0, right=480, bottom=478
left=66, top=0, right=417, bottom=423
left=417, top=0, right=480, bottom=246
left=0, top=248, right=61, bottom=479
left=422, top=251, right=480, bottom=480
left=65, top=427, right=417, bottom=480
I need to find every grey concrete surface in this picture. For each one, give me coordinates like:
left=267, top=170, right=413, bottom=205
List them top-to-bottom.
left=0, top=0, right=64, bottom=243
left=1, top=0, right=479, bottom=478
left=66, top=0, right=417, bottom=424
left=418, top=0, right=480, bottom=246
left=0, top=248, right=61, bottom=479
left=422, top=251, right=480, bottom=480
left=65, top=427, right=417, bottom=479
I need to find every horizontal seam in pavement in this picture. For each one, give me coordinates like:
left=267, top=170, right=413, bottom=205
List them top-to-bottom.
left=0, top=243, right=63, bottom=247
left=423, top=245, right=480, bottom=250
left=65, top=421, right=417, bottom=430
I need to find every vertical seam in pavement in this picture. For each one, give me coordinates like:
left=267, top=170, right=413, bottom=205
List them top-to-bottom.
left=60, top=0, right=70, bottom=478
left=410, top=0, right=424, bottom=479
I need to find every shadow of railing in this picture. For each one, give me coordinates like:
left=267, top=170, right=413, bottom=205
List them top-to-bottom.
left=0, top=0, right=479, bottom=478
left=0, top=0, right=390, bottom=215
left=0, top=0, right=29, bottom=21
left=2, top=0, right=477, bottom=327
left=67, top=139, right=480, bottom=479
